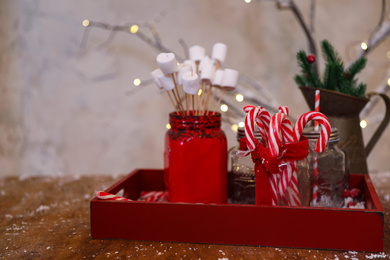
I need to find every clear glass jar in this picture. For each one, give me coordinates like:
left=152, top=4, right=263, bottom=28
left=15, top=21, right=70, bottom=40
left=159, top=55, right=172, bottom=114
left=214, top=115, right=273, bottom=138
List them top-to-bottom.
left=230, top=127, right=259, bottom=204
left=302, top=127, right=346, bottom=208
left=231, top=128, right=311, bottom=206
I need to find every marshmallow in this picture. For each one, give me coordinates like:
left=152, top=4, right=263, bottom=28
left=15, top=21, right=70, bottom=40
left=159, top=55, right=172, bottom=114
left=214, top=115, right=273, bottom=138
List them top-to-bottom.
left=212, top=43, right=227, bottom=64
left=189, top=45, right=205, bottom=62
left=156, top=53, right=179, bottom=75
left=198, top=56, right=212, bottom=72
left=200, top=59, right=215, bottom=82
left=183, top=60, right=197, bottom=74
left=177, top=64, right=193, bottom=85
left=221, top=68, right=238, bottom=89
left=150, top=69, right=164, bottom=89
left=212, top=69, right=224, bottom=87
left=182, top=71, right=200, bottom=95
left=157, top=74, right=175, bottom=91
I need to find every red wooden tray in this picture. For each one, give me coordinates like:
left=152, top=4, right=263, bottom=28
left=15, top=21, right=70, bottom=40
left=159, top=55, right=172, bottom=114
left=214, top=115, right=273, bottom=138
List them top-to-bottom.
left=90, top=169, right=384, bottom=252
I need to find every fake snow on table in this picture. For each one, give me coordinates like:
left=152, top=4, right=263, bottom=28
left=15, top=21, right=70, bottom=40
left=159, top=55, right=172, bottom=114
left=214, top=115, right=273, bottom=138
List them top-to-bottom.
left=364, top=252, right=389, bottom=259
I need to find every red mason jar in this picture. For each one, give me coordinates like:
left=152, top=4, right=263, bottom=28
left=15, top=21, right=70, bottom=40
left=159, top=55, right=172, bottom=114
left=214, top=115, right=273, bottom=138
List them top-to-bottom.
left=164, top=111, right=228, bottom=204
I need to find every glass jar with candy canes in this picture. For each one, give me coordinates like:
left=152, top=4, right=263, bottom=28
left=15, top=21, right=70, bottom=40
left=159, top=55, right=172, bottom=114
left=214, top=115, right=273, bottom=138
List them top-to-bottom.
left=230, top=127, right=262, bottom=204
left=302, top=127, right=347, bottom=208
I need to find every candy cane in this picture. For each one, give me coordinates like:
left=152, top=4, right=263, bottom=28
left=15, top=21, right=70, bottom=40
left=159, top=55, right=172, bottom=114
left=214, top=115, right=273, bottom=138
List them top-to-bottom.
left=313, top=90, right=320, bottom=205
left=314, top=90, right=320, bottom=131
left=243, top=105, right=260, bottom=151
left=244, top=105, right=280, bottom=204
left=278, top=106, right=300, bottom=206
left=254, top=107, right=271, bottom=144
left=293, top=111, right=331, bottom=153
left=267, top=112, right=295, bottom=205
left=268, top=112, right=293, bottom=157
left=96, top=191, right=131, bottom=201
left=139, top=191, right=169, bottom=202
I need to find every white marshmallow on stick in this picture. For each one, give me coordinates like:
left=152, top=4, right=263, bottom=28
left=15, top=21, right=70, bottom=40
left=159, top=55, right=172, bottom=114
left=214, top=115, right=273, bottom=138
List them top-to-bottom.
left=212, top=43, right=227, bottom=70
left=189, top=45, right=206, bottom=62
left=189, top=45, right=205, bottom=75
left=156, top=53, right=184, bottom=113
left=156, top=53, right=179, bottom=75
left=198, top=56, right=213, bottom=74
left=200, top=59, right=216, bottom=115
left=183, top=60, right=197, bottom=74
left=177, top=64, right=193, bottom=85
left=178, top=65, right=194, bottom=115
left=213, top=68, right=239, bottom=113
left=221, top=68, right=238, bottom=89
left=150, top=69, right=164, bottom=89
left=209, top=69, right=224, bottom=110
left=212, top=69, right=224, bottom=88
left=182, top=71, right=201, bottom=113
left=182, top=71, right=201, bottom=95
left=154, top=72, right=178, bottom=113
left=157, top=74, right=175, bottom=91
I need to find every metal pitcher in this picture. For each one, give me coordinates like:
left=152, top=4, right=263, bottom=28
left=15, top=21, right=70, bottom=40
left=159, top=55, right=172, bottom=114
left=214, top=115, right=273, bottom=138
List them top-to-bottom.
left=299, top=86, right=390, bottom=174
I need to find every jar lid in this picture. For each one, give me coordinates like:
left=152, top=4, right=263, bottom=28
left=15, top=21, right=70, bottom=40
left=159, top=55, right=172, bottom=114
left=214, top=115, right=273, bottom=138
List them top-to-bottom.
left=237, top=127, right=263, bottom=142
left=302, top=127, right=339, bottom=143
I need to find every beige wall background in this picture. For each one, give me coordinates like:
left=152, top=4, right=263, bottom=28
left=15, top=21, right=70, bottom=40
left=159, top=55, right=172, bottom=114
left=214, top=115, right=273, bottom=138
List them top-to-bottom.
left=0, top=0, right=389, bottom=177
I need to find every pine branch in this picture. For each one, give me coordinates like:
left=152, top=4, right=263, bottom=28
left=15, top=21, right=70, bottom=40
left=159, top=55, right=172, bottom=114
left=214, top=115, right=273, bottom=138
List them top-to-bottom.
left=321, top=40, right=343, bottom=65
left=296, top=50, right=322, bottom=87
left=346, top=57, right=367, bottom=80
left=323, top=62, right=344, bottom=92
left=294, top=75, right=307, bottom=86
left=355, top=83, right=367, bottom=99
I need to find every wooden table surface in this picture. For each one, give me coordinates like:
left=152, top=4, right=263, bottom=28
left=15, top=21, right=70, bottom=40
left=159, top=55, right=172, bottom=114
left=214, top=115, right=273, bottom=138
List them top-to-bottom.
left=1, top=172, right=390, bottom=259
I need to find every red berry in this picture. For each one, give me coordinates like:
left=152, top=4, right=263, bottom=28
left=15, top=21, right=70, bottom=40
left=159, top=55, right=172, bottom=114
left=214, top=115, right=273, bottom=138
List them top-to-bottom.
left=307, top=54, right=316, bottom=63
left=344, top=72, right=349, bottom=78
left=351, top=188, right=361, bottom=199
left=344, top=190, right=351, bottom=198
left=347, top=201, right=356, bottom=207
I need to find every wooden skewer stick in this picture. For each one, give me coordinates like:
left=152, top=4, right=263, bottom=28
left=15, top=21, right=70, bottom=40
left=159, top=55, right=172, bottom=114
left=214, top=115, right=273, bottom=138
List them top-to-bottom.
left=215, top=60, right=220, bottom=71
left=171, top=74, right=185, bottom=113
left=198, top=82, right=206, bottom=114
left=203, top=84, right=213, bottom=115
left=209, top=87, right=218, bottom=114
left=213, top=88, right=227, bottom=113
left=171, top=90, right=183, bottom=115
left=167, top=91, right=179, bottom=113
left=186, top=93, right=190, bottom=116
left=196, top=93, right=201, bottom=116
left=192, top=95, right=195, bottom=114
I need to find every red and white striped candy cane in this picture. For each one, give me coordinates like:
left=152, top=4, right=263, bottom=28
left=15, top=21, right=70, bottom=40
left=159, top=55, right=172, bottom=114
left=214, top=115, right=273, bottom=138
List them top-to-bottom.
left=313, top=90, right=321, bottom=205
left=314, top=90, right=320, bottom=130
left=243, top=105, right=260, bottom=151
left=245, top=105, right=279, bottom=204
left=278, top=106, right=300, bottom=206
left=254, top=107, right=271, bottom=144
left=293, top=111, right=331, bottom=153
left=268, top=112, right=295, bottom=205
left=268, top=112, right=292, bottom=157
left=96, top=191, right=131, bottom=201
left=139, top=191, right=169, bottom=202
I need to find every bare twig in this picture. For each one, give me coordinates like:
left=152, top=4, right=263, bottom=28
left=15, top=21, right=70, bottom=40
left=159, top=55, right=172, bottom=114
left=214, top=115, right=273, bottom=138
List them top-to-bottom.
left=277, top=0, right=318, bottom=73
left=289, top=0, right=318, bottom=72
left=309, top=0, right=316, bottom=33
left=346, top=0, right=390, bottom=69
left=82, top=21, right=184, bottom=61
left=178, top=38, right=189, bottom=60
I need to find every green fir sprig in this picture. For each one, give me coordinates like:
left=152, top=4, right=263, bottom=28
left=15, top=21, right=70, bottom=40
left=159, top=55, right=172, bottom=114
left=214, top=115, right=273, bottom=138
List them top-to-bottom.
left=294, top=40, right=367, bottom=99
